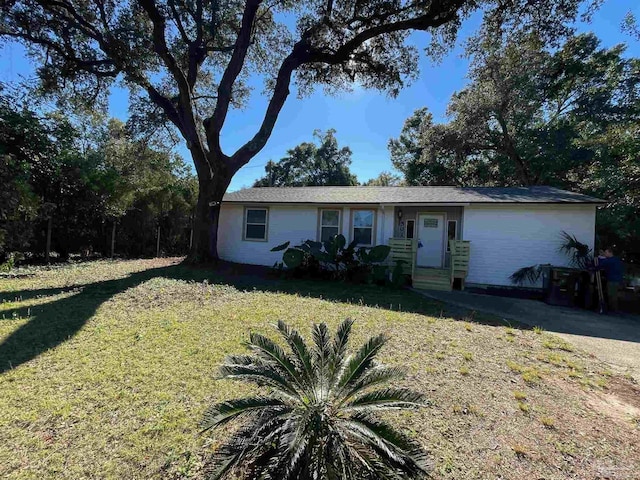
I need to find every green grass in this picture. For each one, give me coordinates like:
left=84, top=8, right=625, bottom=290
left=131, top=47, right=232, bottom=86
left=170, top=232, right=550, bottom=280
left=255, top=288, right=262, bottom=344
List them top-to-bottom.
left=1, top=258, right=638, bottom=480
left=513, top=391, right=527, bottom=401
left=540, top=416, right=555, bottom=429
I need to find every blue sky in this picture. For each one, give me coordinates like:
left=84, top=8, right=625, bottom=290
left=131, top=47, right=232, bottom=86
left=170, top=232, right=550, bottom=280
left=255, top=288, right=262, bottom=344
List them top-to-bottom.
left=1, top=0, right=638, bottom=191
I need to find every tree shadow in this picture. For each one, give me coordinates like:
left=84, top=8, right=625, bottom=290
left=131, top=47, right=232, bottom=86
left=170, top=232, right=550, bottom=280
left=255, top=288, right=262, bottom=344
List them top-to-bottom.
left=0, top=261, right=503, bottom=374
left=0, top=265, right=189, bottom=373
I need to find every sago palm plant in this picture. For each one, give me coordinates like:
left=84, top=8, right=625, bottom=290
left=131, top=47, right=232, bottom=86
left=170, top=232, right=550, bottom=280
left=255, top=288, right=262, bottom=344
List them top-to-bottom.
left=201, top=319, right=430, bottom=479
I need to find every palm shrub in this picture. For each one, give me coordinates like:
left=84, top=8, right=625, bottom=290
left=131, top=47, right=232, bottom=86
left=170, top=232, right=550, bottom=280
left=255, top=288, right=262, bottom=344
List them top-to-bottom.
left=510, top=231, right=594, bottom=285
left=201, top=319, right=430, bottom=479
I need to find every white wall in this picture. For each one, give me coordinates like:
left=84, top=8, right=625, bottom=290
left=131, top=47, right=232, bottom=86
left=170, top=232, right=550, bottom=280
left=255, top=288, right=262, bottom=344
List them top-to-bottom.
left=218, top=204, right=391, bottom=266
left=218, top=204, right=320, bottom=266
left=463, top=204, right=596, bottom=287
left=380, top=205, right=395, bottom=245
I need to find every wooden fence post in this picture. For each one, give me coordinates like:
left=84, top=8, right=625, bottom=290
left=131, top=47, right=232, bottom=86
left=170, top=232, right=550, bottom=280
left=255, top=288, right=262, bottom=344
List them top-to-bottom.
left=45, top=216, right=52, bottom=264
left=110, top=221, right=116, bottom=258
left=156, top=225, right=161, bottom=258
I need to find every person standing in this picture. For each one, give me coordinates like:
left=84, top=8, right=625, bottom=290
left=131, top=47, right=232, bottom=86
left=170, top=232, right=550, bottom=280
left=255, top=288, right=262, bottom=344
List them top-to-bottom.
left=597, top=247, right=624, bottom=312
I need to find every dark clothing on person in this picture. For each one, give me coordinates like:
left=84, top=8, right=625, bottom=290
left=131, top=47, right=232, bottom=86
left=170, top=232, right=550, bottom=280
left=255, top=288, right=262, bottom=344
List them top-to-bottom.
left=598, top=256, right=624, bottom=282
left=598, top=256, right=623, bottom=312
left=606, top=281, right=620, bottom=312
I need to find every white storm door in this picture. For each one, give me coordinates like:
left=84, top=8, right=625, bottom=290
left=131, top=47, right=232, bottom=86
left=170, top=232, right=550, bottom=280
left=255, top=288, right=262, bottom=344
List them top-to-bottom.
left=416, top=214, right=445, bottom=267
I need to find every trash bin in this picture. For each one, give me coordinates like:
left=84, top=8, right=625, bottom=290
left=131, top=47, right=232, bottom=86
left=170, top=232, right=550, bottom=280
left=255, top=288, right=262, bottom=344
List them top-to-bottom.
left=544, top=267, right=583, bottom=307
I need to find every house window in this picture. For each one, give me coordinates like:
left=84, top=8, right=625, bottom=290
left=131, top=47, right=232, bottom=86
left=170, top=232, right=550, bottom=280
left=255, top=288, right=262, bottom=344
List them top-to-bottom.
left=244, top=208, right=268, bottom=241
left=319, top=209, right=341, bottom=242
left=352, top=210, right=375, bottom=246
left=406, top=219, right=415, bottom=239
left=447, top=220, right=457, bottom=251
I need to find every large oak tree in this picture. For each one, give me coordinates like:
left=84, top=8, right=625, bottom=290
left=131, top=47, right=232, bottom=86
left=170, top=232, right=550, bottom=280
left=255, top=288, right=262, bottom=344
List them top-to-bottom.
left=0, top=0, right=583, bottom=262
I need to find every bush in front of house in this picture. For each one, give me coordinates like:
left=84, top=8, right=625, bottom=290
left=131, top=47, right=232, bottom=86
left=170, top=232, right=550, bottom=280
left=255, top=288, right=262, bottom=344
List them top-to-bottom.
left=270, top=234, right=403, bottom=285
left=201, top=319, right=430, bottom=479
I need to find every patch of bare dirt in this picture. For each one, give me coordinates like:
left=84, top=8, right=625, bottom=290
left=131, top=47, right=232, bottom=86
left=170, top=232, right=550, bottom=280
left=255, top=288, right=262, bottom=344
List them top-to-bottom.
left=584, top=376, right=640, bottom=426
left=608, top=377, right=640, bottom=410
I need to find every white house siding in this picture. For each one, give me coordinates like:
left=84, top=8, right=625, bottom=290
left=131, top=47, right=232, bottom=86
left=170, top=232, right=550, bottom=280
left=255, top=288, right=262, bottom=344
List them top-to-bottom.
left=218, top=203, right=390, bottom=266
left=218, top=204, right=319, bottom=266
left=463, top=204, right=596, bottom=287
left=381, top=205, right=395, bottom=245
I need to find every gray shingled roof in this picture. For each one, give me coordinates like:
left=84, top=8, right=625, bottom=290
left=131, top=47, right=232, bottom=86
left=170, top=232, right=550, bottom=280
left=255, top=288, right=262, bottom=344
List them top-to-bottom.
left=222, top=186, right=604, bottom=204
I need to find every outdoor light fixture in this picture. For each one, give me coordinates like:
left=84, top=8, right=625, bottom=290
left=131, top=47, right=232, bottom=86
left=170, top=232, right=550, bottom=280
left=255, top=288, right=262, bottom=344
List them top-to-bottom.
left=397, top=209, right=403, bottom=220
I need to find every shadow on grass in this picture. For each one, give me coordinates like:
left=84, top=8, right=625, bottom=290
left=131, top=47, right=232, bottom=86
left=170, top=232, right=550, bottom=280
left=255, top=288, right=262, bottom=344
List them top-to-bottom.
left=0, top=261, right=503, bottom=374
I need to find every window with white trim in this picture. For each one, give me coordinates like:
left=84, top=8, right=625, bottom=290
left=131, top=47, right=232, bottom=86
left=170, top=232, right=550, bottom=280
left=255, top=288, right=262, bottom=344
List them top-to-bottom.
left=244, top=208, right=268, bottom=241
left=319, top=209, right=341, bottom=242
left=352, top=210, right=375, bottom=246
left=446, top=220, right=457, bottom=251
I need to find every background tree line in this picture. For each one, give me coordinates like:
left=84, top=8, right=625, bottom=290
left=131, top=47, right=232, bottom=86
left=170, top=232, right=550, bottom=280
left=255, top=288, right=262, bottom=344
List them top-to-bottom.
left=389, top=32, right=640, bottom=262
left=0, top=87, right=197, bottom=264
left=253, top=129, right=402, bottom=187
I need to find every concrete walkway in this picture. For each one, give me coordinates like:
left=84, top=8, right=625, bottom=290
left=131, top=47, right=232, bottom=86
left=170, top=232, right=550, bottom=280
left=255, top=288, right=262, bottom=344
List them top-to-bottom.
left=416, top=289, right=640, bottom=380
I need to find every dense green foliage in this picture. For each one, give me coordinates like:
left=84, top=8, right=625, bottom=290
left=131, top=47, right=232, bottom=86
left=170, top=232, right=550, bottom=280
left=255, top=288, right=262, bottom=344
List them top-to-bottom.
left=390, top=33, right=640, bottom=260
left=0, top=92, right=197, bottom=263
left=254, top=129, right=357, bottom=187
left=253, top=130, right=404, bottom=187
left=362, top=171, right=404, bottom=186
left=271, top=235, right=395, bottom=284
left=202, top=319, right=429, bottom=479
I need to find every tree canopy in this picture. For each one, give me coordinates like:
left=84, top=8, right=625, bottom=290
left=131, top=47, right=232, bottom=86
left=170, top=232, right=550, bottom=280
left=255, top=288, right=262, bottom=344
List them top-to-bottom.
left=0, top=0, right=587, bottom=261
left=390, top=32, right=640, bottom=259
left=0, top=91, right=196, bottom=262
left=253, top=129, right=357, bottom=187
left=362, top=171, right=404, bottom=186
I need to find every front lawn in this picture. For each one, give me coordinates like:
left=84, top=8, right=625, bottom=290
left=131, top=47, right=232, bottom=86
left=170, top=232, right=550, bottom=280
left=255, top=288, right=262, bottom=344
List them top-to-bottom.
left=1, top=259, right=638, bottom=479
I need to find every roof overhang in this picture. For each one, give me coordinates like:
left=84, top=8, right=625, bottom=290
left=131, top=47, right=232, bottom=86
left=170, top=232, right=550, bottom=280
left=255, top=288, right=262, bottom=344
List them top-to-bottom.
left=220, top=200, right=604, bottom=206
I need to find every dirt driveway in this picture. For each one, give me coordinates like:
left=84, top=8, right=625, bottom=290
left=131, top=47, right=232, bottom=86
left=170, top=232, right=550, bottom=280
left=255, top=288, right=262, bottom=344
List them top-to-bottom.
left=417, top=289, right=640, bottom=381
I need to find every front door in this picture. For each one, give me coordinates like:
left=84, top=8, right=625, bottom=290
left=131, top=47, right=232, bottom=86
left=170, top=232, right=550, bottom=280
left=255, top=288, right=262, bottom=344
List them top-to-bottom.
left=416, top=214, right=445, bottom=267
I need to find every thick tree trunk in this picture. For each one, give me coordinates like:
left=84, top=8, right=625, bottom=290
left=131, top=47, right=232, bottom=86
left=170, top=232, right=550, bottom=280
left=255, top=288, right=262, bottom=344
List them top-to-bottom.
left=187, top=173, right=233, bottom=264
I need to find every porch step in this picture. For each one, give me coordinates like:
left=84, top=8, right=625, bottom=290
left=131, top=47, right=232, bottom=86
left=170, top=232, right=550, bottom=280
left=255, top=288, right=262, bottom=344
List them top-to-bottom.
left=413, top=267, right=452, bottom=292
left=414, top=267, right=450, bottom=278
left=413, top=282, right=452, bottom=292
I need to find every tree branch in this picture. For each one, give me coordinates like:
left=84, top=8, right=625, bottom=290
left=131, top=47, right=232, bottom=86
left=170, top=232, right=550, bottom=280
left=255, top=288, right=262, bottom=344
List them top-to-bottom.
left=136, top=0, right=211, bottom=174
left=136, top=0, right=190, bottom=93
left=168, top=0, right=192, bottom=45
left=207, top=0, right=262, bottom=157
left=228, top=1, right=464, bottom=171
left=310, top=5, right=464, bottom=65
left=0, top=29, right=118, bottom=77
left=229, top=46, right=304, bottom=169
